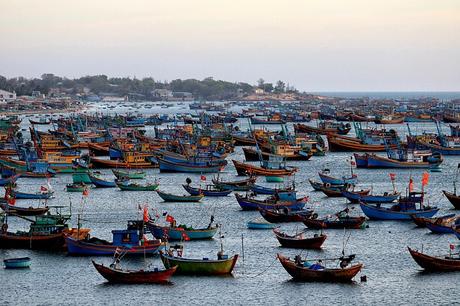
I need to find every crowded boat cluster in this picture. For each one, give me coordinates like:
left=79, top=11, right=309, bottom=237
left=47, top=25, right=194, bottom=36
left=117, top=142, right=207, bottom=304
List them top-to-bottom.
left=1, top=98, right=460, bottom=283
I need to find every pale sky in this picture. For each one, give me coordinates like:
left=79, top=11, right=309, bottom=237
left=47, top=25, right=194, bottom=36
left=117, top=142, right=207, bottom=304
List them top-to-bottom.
left=1, top=0, right=459, bottom=91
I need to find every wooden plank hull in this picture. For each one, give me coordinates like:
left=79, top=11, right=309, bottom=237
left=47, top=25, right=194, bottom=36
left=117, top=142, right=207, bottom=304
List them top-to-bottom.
left=232, top=160, right=296, bottom=176
left=443, top=190, right=460, bottom=209
left=274, top=230, right=326, bottom=249
left=0, top=232, right=65, bottom=249
left=408, top=247, right=460, bottom=271
left=277, top=254, right=362, bottom=282
left=93, top=261, right=176, bottom=283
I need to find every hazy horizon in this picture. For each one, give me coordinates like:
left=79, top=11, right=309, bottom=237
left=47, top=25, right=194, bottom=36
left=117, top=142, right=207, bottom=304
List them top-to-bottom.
left=1, top=0, right=459, bottom=92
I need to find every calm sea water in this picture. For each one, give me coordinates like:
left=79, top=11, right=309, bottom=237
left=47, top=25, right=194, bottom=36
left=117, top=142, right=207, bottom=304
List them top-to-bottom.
left=312, top=91, right=460, bottom=100
left=1, top=107, right=459, bottom=305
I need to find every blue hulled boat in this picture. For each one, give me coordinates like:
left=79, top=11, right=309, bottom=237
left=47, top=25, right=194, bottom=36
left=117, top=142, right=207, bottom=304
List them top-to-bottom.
left=158, top=156, right=226, bottom=173
left=318, top=170, right=357, bottom=185
left=88, top=172, right=116, bottom=188
left=250, top=183, right=295, bottom=195
left=11, top=190, right=53, bottom=200
left=235, top=190, right=308, bottom=211
left=342, top=190, right=400, bottom=203
left=359, top=192, right=438, bottom=220
left=148, top=223, right=218, bottom=241
left=3, top=257, right=31, bottom=269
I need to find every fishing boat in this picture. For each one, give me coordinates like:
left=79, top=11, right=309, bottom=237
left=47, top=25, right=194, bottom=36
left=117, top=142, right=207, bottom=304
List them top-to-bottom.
left=250, top=114, right=285, bottom=125
left=374, top=115, right=405, bottom=124
left=29, top=118, right=51, bottom=125
left=294, top=122, right=351, bottom=135
left=242, top=147, right=312, bottom=161
left=365, top=152, right=442, bottom=169
left=90, top=154, right=156, bottom=169
left=157, top=156, right=226, bottom=173
left=232, top=159, right=297, bottom=177
left=112, top=169, right=146, bottom=180
left=318, top=170, right=357, bottom=185
left=88, top=172, right=116, bottom=188
left=0, top=174, right=20, bottom=187
left=211, top=176, right=256, bottom=191
left=308, top=179, right=343, bottom=192
left=116, top=180, right=159, bottom=191
left=66, top=183, right=87, bottom=192
left=250, top=183, right=295, bottom=195
left=182, top=184, right=232, bottom=197
left=319, top=185, right=369, bottom=198
left=9, top=189, right=53, bottom=200
left=156, top=190, right=204, bottom=202
left=342, top=190, right=400, bottom=203
left=235, top=191, right=308, bottom=211
left=443, top=191, right=460, bottom=209
left=359, top=192, right=439, bottom=220
left=0, top=201, right=49, bottom=216
left=259, top=208, right=313, bottom=223
left=303, top=214, right=367, bottom=229
left=424, top=215, right=460, bottom=234
left=148, top=217, right=218, bottom=241
left=247, top=218, right=277, bottom=229
left=66, top=221, right=164, bottom=256
left=273, top=229, right=326, bottom=249
left=160, top=245, right=238, bottom=275
left=407, top=247, right=460, bottom=272
left=277, top=253, right=362, bottom=282
left=3, top=257, right=31, bottom=269
left=92, top=260, right=176, bottom=284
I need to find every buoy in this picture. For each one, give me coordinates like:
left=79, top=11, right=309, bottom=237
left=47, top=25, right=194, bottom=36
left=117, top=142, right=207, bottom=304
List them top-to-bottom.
left=360, top=275, right=367, bottom=282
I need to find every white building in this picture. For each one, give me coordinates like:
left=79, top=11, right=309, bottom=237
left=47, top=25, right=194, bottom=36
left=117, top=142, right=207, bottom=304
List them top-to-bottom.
left=0, top=90, right=16, bottom=102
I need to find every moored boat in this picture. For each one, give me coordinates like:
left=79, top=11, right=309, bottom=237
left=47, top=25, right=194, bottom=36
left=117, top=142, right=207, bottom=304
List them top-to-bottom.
left=182, top=184, right=232, bottom=197
left=156, top=190, right=204, bottom=202
left=259, top=208, right=313, bottom=223
left=273, top=229, right=326, bottom=249
left=408, top=247, right=460, bottom=272
left=3, top=257, right=31, bottom=269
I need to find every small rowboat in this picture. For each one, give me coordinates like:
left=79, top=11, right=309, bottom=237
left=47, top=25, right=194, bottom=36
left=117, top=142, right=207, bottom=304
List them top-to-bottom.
left=112, top=169, right=146, bottom=180
left=318, top=171, right=357, bottom=185
left=211, top=176, right=256, bottom=191
left=116, top=181, right=159, bottom=191
left=66, top=183, right=86, bottom=192
left=182, top=184, right=232, bottom=197
left=250, top=184, right=295, bottom=195
left=319, top=185, right=369, bottom=198
left=10, top=190, right=53, bottom=200
left=156, top=190, right=204, bottom=202
left=342, top=190, right=400, bottom=203
left=443, top=190, right=460, bottom=209
left=235, top=193, right=307, bottom=211
left=0, top=202, right=49, bottom=216
left=259, top=208, right=313, bottom=223
left=303, top=214, right=367, bottom=230
left=247, top=219, right=277, bottom=229
left=149, top=224, right=218, bottom=241
left=273, top=229, right=326, bottom=249
left=408, top=247, right=460, bottom=272
left=160, top=252, right=238, bottom=275
left=277, top=253, right=363, bottom=282
left=3, top=257, right=31, bottom=269
left=92, top=261, right=177, bottom=284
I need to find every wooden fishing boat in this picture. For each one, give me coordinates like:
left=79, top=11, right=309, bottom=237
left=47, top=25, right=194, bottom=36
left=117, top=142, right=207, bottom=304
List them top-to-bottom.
left=374, top=115, right=405, bottom=124
left=250, top=116, right=285, bottom=125
left=29, top=119, right=51, bottom=125
left=294, top=122, right=351, bottom=135
left=327, top=134, right=393, bottom=152
left=88, top=142, right=110, bottom=156
left=242, top=147, right=312, bottom=161
left=365, top=152, right=442, bottom=169
left=90, top=156, right=156, bottom=169
left=158, top=156, right=225, bottom=173
left=232, top=160, right=297, bottom=176
left=112, top=169, right=146, bottom=180
left=318, top=171, right=357, bottom=185
left=88, top=172, right=116, bottom=188
left=0, top=174, right=20, bottom=187
left=211, top=176, right=256, bottom=191
left=308, top=179, right=343, bottom=192
left=116, top=180, right=159, bottom=191
left=66, top=183, right=86, bottom=192
left=250, top=183, right=295, bottom=195
left=182, top=184, right=232, bottom=197
left=319, top=185, right=369, bottom=198
left=8, top=189, right=53, bottom=200
left=156, top=190, right=204, bottom=202
left=342, top=190, right=400, bottom=203
left=443, top=190, right=460, bottom=209
left=235, top=191, right=308, bottom=211
left=359, top=192, right=439, bottom=220
left=0, top=202, right=49, bottom=216
left=259, top=208, right=313, bottom=223
left=410, top=214, right=455, bottom=228
left=303, top=215, right=367, bottom=229
left=424, top=215, right=460, bottom=234
left=247, top=219, right=277, bottom=229
left=66, top=222, right=164, bottom=256
left=149, top=223, right=218, bottom=241
left=273, top=229, right=326, bottom=249
left=407, top=247, right=460, bottom=272
left=160, top=250, right=238, bottom=275
left=277, top=253, right=363, bottom=282
left=3, top=257, right=31, bottom=269
left=92, top=260, right=176, bottom=284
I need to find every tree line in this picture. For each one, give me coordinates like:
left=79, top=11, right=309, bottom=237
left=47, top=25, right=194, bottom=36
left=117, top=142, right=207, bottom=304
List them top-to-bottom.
left=0, top=74, right=297, bottom=100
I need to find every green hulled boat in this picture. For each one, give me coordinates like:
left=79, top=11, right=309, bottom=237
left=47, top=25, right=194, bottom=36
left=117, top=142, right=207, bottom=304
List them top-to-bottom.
left=112, top=169, right=146, bottom=180
left=72, top=172, right=92, bottom=184
left=266, top=176, right=284, bottom=183
left=116, top=181, right=159, bottom=191
left=66, top=183, right=87, bottom=192
left=156, top=190, right=204, bottom=202
left=160, top=247, right=238, bottom=275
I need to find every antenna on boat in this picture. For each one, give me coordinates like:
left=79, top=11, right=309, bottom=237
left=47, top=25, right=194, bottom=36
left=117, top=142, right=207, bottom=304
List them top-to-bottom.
left=241, top=233, right=245, bottom=274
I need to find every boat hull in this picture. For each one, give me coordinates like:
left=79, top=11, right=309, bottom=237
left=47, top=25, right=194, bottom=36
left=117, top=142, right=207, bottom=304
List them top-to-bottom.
left=359, top=203, right=439, bottom=220
left=408, top=247, right=460, bottom=271
left=160, top=253, right=238, bottom=275
left=92, top=261, right=176, bottom=283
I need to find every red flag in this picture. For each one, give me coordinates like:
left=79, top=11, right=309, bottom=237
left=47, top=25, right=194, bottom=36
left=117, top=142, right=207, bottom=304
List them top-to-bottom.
left=350, top=160, right=356, bottom=166
left=421, top=172, right=430, bottom=187
left=389, top=173, right=396, bottom=181
left=200, top=175, right=206, bottom=181
left=409, top=177, right=414, bottom=192
left=40, top=185, right=48, bottom=192
left=82, top=187, right=89, bottom=197
left=7, top=196, right=15, bottom=206
left=143, top=205, right=149, bottom=222
left=165, top=215, right=175, bottom=223
left=182, top=231, right=190, bottom=241
left=450, top=244, right=455, bottom=250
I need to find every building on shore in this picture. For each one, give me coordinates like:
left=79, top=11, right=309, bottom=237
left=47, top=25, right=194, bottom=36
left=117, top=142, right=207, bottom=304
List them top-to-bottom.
left=0, top=90, right=16, bottom=102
